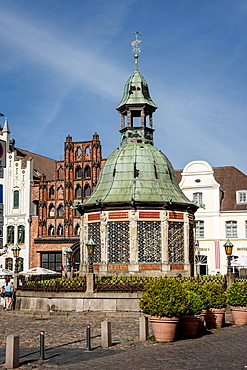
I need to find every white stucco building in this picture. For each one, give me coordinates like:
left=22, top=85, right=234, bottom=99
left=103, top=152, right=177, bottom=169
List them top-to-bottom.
left=0, top=118, right=55, bottom=272
left=178, top=160, right=247, bottom=275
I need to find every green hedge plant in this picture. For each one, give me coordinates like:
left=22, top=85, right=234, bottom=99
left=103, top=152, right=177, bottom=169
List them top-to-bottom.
left=139, top=278, right=188, bottom=318
left=227, top=281, right=247, bottom=307
left=203, top=282, right=227, bottom=309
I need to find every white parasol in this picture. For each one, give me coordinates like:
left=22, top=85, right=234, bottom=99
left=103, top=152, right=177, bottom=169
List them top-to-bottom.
left=231, top=256, right=247, bottom=267
left=19, top=267, right=58, bottom=275
left=0, top=268, right=13, bottom=276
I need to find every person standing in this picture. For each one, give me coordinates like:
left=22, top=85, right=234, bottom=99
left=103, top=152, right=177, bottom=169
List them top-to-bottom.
left=1, top=278, right=15, bottom=310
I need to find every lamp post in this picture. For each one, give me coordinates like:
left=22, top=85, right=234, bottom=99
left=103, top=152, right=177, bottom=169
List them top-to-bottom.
left=86, top=239, right=96, bottom=273
left=224, top=239, right=234, bottom=274
left=11, top=245, right=21, bottom=273
left=65, top=247, right=73, bottom=273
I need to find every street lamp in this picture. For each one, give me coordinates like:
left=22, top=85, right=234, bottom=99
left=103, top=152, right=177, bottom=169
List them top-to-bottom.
left=86, top=239, right=96, bottom=273
left=224, top=239, right=234, bottom=274
left=11, top=244, right=21, bottom=273
left=65, top=247, right=73, bottom=273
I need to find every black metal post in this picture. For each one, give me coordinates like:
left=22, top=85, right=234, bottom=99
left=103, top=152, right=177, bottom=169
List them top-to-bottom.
left=88, top=253, right=93, bottom=273
left=227, top=255, right=232, bottom=274
left=14, top=258, right=18, bottom=274
left=86, top=325, right=91, bottom=350
left=40, top=331, right=45, bottom=360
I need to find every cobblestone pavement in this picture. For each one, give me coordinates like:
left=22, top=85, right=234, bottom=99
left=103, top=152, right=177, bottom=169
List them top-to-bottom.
left=0, top=310, right=246, bottom=370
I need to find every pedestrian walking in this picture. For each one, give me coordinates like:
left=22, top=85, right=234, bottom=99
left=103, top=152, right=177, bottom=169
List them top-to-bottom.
left=1, top=277, right=16, bottom=310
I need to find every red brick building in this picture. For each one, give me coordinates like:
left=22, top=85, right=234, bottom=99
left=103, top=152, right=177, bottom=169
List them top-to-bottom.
left=30, top=133, right=104, bottom=272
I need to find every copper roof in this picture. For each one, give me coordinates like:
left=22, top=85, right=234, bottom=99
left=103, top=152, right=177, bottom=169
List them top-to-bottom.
left=15, top=148, right=55, bottom=181
left=175, top=166, right=247, bottom=212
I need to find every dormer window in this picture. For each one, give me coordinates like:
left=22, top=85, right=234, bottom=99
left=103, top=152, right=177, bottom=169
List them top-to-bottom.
left=237, top=191, right=247, bottom=204
left=192, top=192, right=205, bottom=208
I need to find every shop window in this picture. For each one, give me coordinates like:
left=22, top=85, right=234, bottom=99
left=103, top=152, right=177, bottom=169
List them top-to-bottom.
left=18, top=225, right=25, bottom=244
left=40, top=252, right=62, bottom=272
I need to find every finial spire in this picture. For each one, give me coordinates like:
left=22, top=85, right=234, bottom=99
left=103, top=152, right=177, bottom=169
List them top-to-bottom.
left=131, top=30, right=142, bottom=71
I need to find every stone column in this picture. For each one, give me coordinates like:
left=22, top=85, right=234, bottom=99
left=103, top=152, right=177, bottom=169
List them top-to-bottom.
left=129, top=210, right=138, bottom=272
left=161, top=211, right=169, bottom=272
left=100, top=212, right=108, bottom=273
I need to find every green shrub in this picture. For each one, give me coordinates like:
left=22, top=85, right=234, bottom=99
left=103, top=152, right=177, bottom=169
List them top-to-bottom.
left=139, top=278, right=188, bottom=318
left=182, top=281, right=207, bottom=312
left=227, top=281, right=247, bottom=307
left=203, top=282, right=227, bottom=309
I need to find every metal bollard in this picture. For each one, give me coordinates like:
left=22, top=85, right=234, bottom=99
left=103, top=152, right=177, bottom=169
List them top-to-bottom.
left=86, top=325, right=91, bottom=351
left=40, top=331, right=45, bottom=360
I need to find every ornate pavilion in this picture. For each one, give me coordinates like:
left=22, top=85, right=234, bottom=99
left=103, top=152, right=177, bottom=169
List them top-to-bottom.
left=74, top=33, right=198, bottom=277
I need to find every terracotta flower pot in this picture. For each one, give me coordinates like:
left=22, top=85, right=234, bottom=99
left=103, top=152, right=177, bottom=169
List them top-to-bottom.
left=230, top=306, right=247, bottom=325
left=205, top=308, right=225, bottom=329
left=197, top=309, right=207, bottom=333
left=178, top=315, right=200, bottom=339
left=149, top=316, right=179, bottom=342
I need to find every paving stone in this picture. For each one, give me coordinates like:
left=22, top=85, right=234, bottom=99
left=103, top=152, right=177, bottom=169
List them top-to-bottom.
left=0, top=310, right=246, bottom=369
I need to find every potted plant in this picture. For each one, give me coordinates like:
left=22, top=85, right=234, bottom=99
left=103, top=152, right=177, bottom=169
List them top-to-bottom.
left=139, top=278, right=188, bottom=342
left=182, top=281, right=208, bottom=333
left=227, top=281, right=247, bottom=325
left=203, top=282, right=227, bottom=328
left=178, top=283, right=204, bottom=338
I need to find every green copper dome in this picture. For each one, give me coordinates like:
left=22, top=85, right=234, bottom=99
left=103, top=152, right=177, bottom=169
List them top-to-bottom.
left=116, top=70, right=157, bottom=110
left=84, top=142, right=191, bottom=205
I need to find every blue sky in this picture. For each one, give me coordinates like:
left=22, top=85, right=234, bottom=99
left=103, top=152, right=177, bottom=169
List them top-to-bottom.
left=0, top=0, right=246, bottom=173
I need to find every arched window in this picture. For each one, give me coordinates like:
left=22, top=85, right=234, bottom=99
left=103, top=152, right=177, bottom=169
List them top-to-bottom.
left=76, top=146, right=82, bottom=158
left=85, top=146, right=90, bottom=156
left=57, top=165, right=64, bottom=180
left=84, top=165, right=91, bottom=178
left=75, top=166, right=82, bottom=179
left=84, top=184, right=91, bottom=197
left=57, top=185, right=64, bottom=199
left=75, top=185, right=82, bottom=199
left=49, top=186, right=55, bottom=199
left=13, top=190, right=19, bottom=208
left=48, top=204, right=55, bottom=217
left=57, top=204, right=64, bottom=217
left=57, top=223, right=64, bottom=235
left=74, top=223, right=80, bottom=236
left=48, top=224, right=55, bottom=236
left=18, top=225, right=25, bottom=244
left=7, top=226, right=14, bottom=244
left=16, top=257, right=24, bottom=272
left=5, top=258, right=13, bottom=271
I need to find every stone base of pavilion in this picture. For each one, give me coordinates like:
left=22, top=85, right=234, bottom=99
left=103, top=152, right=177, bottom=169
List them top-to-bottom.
left=15, top=291, right=142, bottom=314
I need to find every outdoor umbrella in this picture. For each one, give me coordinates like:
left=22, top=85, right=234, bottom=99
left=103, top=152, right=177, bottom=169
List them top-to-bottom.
left=231, top=256, right=247, bottom=267
left=19, top=267, right=58, bottom=275
left=0, top=268, right=13, bottom=276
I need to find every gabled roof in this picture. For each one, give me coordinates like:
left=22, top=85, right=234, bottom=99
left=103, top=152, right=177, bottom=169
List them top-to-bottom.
left=15, top=148, right=55, bottom=181
left=175, top=166, right=247, bottom=212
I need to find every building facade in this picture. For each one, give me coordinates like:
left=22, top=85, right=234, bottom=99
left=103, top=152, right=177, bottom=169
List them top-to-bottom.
left=0, top=118, right=55, bottom=272
left=30, top=133, right=104, bottom=272
left=178, top=161, right=247, bottom=275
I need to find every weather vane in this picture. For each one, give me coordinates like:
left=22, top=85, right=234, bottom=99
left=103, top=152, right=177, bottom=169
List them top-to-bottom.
left=131, top=30, right=142, bottom=57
